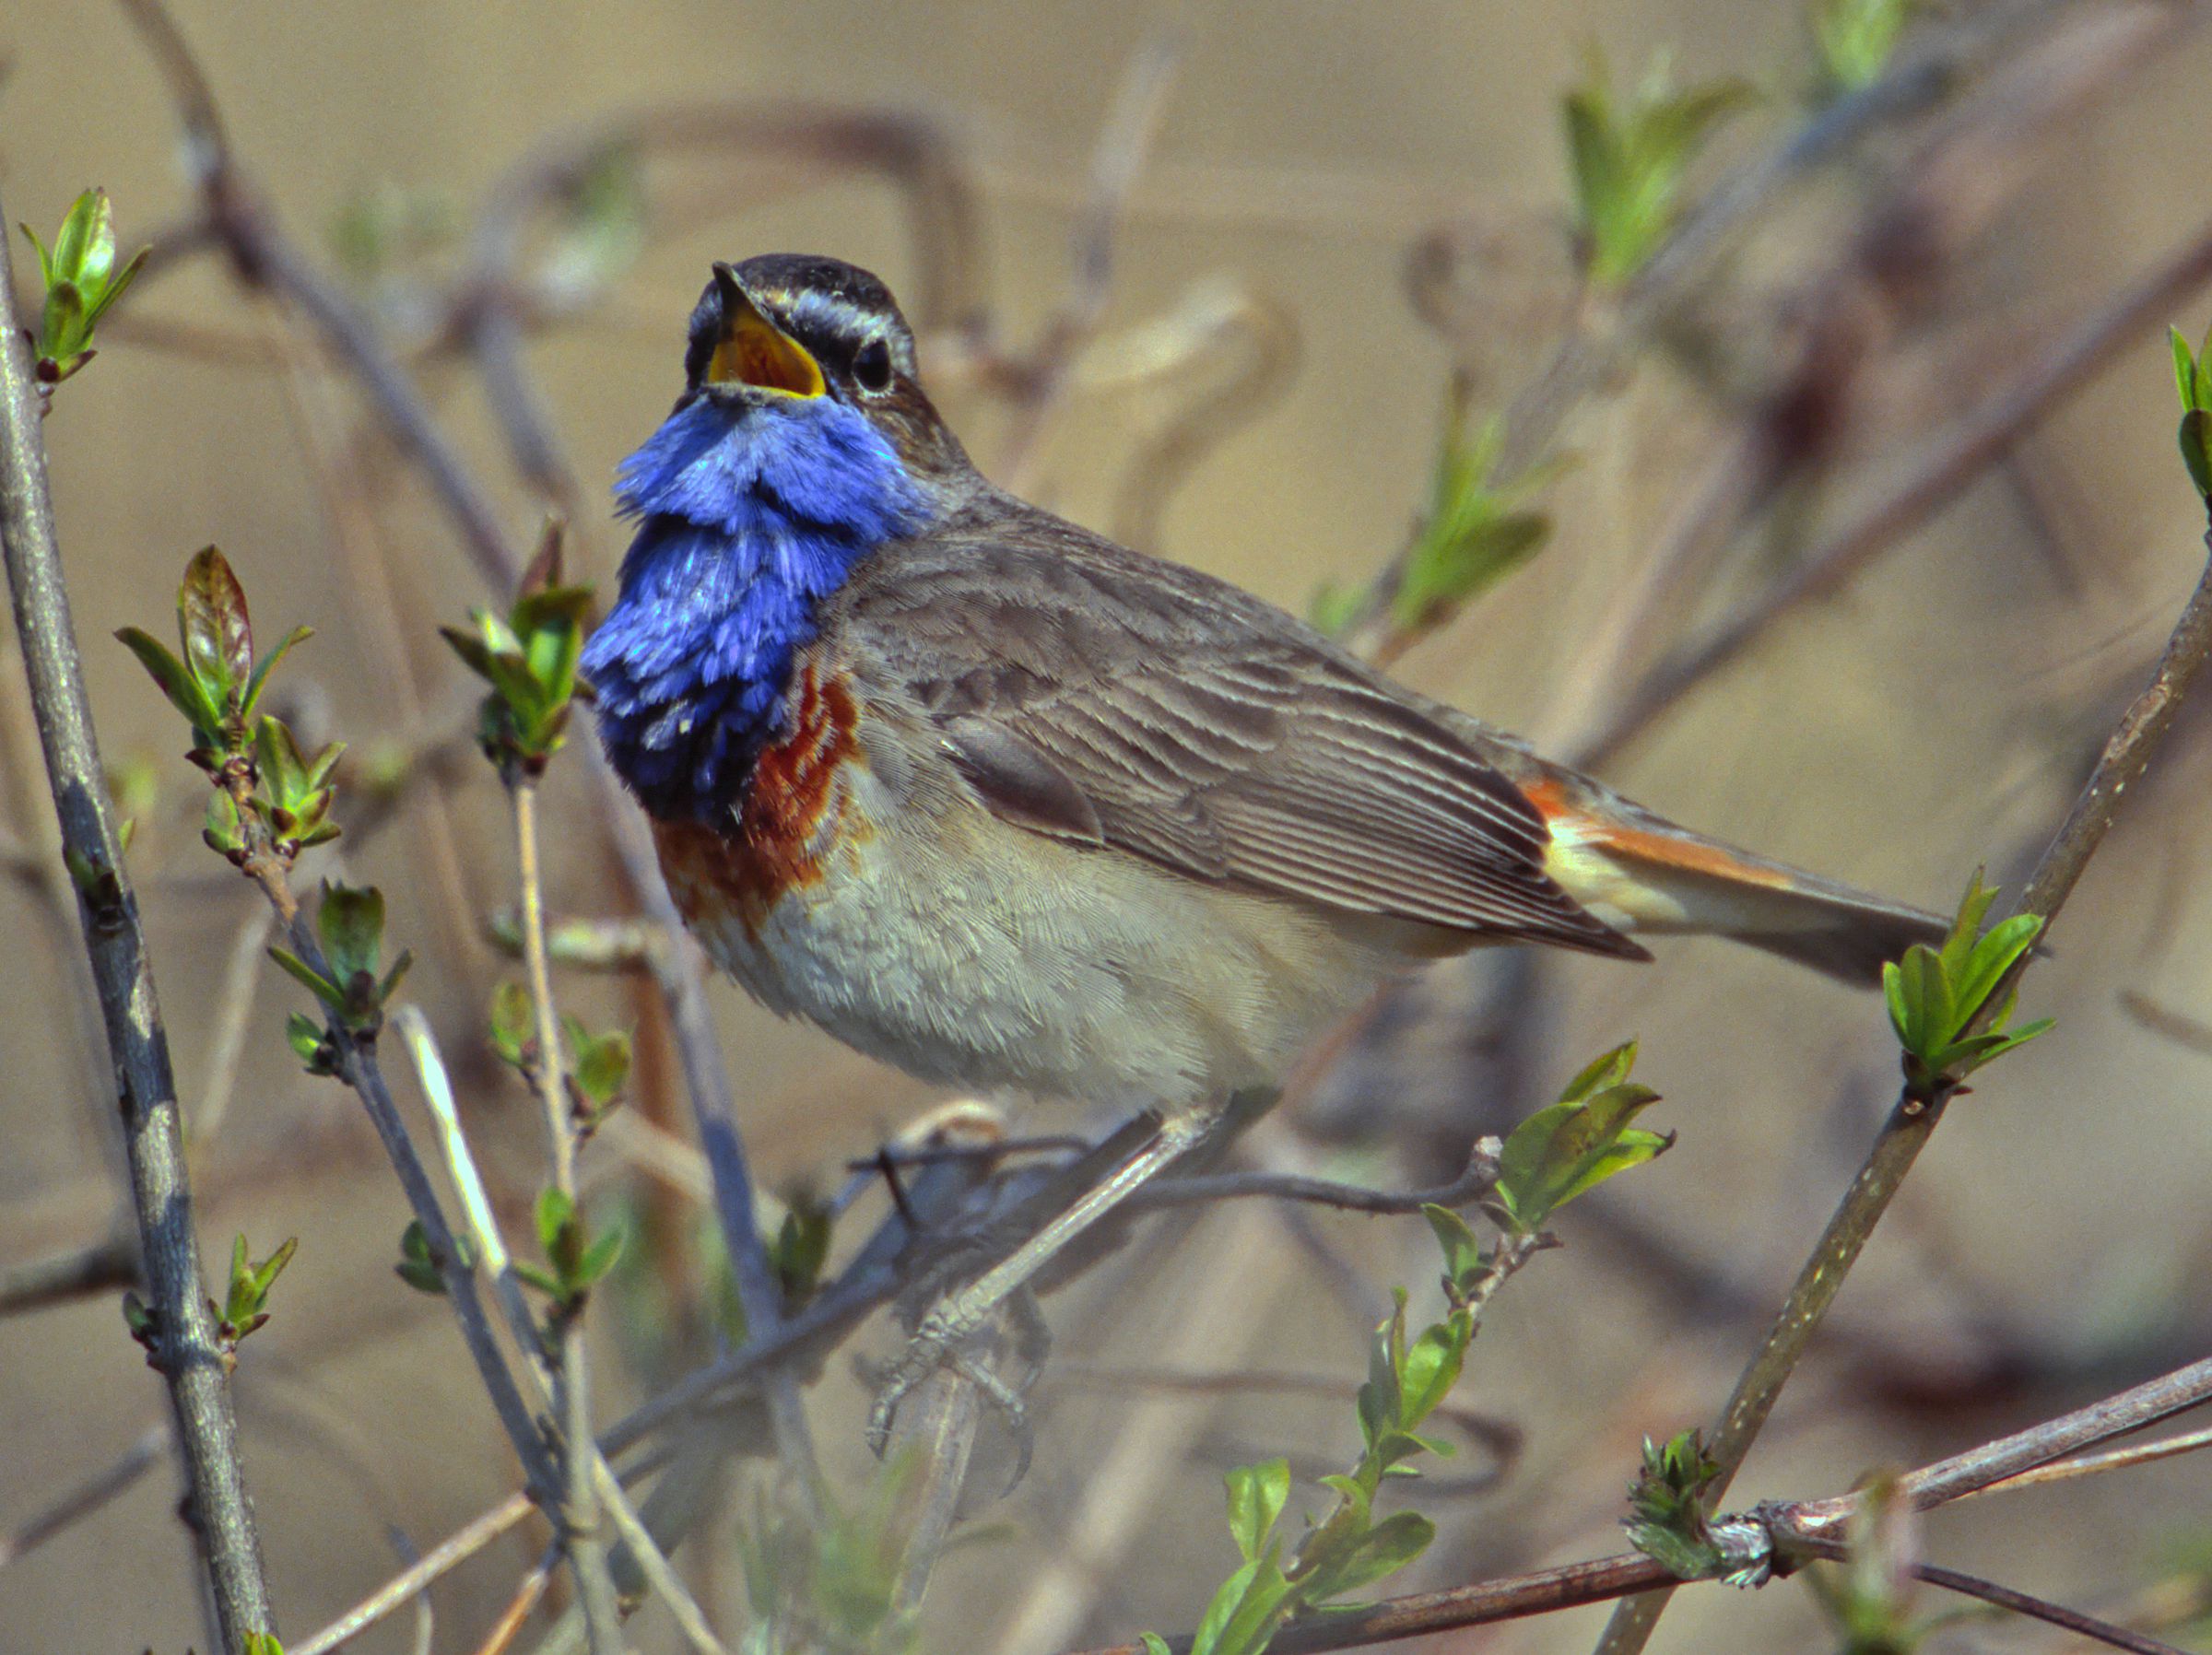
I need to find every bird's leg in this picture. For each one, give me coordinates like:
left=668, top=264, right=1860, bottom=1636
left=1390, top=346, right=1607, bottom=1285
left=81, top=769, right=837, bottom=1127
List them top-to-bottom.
left=866, top=1107, right=1216, bottom=1454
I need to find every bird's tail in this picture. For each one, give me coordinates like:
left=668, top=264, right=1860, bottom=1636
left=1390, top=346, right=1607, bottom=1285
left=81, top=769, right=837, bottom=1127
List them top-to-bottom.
left=1524, top=777, right=1949, bottom=988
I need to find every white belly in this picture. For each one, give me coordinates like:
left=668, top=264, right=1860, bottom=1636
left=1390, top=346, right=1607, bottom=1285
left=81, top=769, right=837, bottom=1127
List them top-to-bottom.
left=665, top=766, right=1412, bottom=1113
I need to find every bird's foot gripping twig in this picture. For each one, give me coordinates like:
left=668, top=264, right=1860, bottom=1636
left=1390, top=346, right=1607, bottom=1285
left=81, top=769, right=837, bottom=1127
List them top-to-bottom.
left=864, top=1108, right=1213, bottom=1460
left=865, top=1285, right=1051, bottom=1481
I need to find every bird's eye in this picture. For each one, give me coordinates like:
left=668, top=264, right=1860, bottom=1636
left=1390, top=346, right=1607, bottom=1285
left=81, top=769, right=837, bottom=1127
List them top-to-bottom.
left=853, top=337, right=894, bottom=393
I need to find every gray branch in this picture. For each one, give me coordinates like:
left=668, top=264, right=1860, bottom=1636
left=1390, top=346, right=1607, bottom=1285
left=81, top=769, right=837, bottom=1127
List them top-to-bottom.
left=0, top=193, right=274, bottom=1650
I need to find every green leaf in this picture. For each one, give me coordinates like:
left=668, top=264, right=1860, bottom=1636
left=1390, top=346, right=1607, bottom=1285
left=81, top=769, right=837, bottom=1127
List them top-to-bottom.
left=1814, top=0, right=1914, bottom=95
left=1564, top=48, right=1751, bottom=286
left=21, top=189, right=143, bottom=382
left=53, top=190, right=110, bottom=288
left=18, top=220, right=55, bottom=288
left=83, top=243, right=147, bottom=330
left=40, top=281, right=89, bottom=371
left=2173, top=325, right=2198, bottom=413
left=1386, top=405, right=1559, bottom=638
left=2186, top=406, right=2212, bottom=496
left=2183, top=410, right=2212, bottom=501
left=179, top=546, right=254, bottom=708
left=1309, top=579, right=1367, bottom=638
left=439, top=623, right=496, bottom=681
left=241, top=624, right=313, bottom=718
left=115, top=626, right=222, bottom=738
left=255, top=717, right=308, bottom=805
left=202, top=782, right=245, bottom=853
left=1935, top=873, right=1996, bottom=986
left=1887, top=877, right=2053, bottom=1090
left=316, top=882, right=386, bottom=988
left=1950, top=912, right=2042, bottom=1025
left=266, top=945, right=344, bottom=1011
left=1886, top=945, right=1951, bottom=1059
left=375, top=949, right=415, bottom=1011
left=489, top=980, right=533, bottom=1066
left=285, top=1011, right=326, bottom=1066
left=565, top=1018, right=632, bottom=1108
left=1558, top=1039, right=1637, bottom=1103
left=1496, top=1070, right=1668, bottom=1233
left=535, top=1186, right=575, bottom=1264
left=771, top=1201, right=833, bottom=1305
left=1421, top=1202, right=1485, bottom=1295
left=394, top=1219, right=451, bottom=1295
left=575, top=1224, right=625, bottom=1289
left=220, top=1234, right=296, bottom=1341
left=251, top=1236, right=298, bottom=1298
left=513, top=1260, right=565, bottom=1298
left=1357, top=1294, right=1407, bottom=1452
left=1396, top=1311, right=1470, bottom=1429
left=1626, top=1427, right=1726, bottom=1579
left=1226, top=1457, right=1290, bottom=1564
left=1300, top=1509, right=1434, bottom=1602
left=1210, top=1552, right=1295, bottom=1655
left=1189, top=1555, right=1267, bottom=1655
left=1140, top=1637, right=1173, bottom=1655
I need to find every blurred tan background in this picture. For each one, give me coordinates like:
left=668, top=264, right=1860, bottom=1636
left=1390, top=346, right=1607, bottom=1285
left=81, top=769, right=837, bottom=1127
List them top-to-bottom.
left=5, top=1, right=2212, bottom=1650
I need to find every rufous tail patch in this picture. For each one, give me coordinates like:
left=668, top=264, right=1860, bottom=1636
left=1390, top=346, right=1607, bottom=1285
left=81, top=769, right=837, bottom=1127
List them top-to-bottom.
left=1523, top=776, right=1794, bottom=891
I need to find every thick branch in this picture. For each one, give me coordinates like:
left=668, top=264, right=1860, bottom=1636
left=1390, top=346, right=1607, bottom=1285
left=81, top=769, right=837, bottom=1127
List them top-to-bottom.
left=0, top=192, right=274, bottom=1651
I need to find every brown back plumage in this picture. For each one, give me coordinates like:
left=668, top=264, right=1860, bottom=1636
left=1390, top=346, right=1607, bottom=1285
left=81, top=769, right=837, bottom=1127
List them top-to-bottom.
left=832, top=499, right=1649, bottom=960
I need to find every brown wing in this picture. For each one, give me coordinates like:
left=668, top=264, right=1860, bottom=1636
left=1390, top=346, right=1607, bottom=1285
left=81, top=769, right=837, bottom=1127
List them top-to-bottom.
left=833, top=509, right=1645, bottom=958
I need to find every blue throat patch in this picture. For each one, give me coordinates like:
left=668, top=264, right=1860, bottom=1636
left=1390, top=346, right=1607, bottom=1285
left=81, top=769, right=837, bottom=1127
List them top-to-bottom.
left=582, top=394, right=929, bottom=819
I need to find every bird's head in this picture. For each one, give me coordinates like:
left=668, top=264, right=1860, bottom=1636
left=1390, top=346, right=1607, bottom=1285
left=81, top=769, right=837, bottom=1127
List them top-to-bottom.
left=612, top=254, right=971, bottom=534
left=587, top=256, right=963, bottom=818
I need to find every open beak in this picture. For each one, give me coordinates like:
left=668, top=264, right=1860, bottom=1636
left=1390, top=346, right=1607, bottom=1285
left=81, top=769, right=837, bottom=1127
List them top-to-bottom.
left=705, top=264, right=825, bottom=398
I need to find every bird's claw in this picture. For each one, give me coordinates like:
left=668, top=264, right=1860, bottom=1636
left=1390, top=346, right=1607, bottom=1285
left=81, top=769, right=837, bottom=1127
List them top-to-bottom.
left=865, top=1299, right=1041, bottom=1485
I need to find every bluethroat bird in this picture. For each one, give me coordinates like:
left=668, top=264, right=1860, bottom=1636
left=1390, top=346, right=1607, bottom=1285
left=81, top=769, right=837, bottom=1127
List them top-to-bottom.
left=582, top=253, right=1948, bottom=1445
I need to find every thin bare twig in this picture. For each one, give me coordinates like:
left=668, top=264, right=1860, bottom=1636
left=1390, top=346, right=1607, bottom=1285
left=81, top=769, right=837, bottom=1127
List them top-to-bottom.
left=118, top=0, right=523, bottom=593
left=1347, top=0, right=2085, bottom=657
left=997, top=22, right=1189, bottom=493
left=0, top=187, right=274, bottom=1651
left=1576, top=214, right=2212, bottom=770
left=513, top=783, right=625, bottom=1655
left=241, top=851, right=559, bottom=1507
left=192, top=905, right=276, bottom=1149
left=394, top=1006, right=554, bottom=1393
left=1129, top=1143, right=1499, bottom=1215
left=0, top=1229, right=138, bottom=1318
left=1837, top=1347, right=2212, bottom=1525
left=0, top=1423, right=166, bottom=1569
left=1951, top=1423, right=2212, bottom=1502
left=590, top=1455, right=729, bottom=1655
left=292, top=1493, right=539, bottom=1655
left=1784, top=1534, right=2193, bottom=1655
left=472, top=1544, right=561, bottom=1655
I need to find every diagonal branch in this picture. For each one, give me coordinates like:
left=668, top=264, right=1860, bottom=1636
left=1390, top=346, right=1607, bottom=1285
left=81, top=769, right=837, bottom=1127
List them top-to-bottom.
left=0, top=188, right=275, bottom=1652
left=1591, top=517, right=2212, bottom=1655
left=1783, top=1535, right=2192, bottom=1655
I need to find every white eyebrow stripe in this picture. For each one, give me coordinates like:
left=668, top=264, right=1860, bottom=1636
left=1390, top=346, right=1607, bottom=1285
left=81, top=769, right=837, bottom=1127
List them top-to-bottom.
left=776, top=289, right=888, bottom=342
